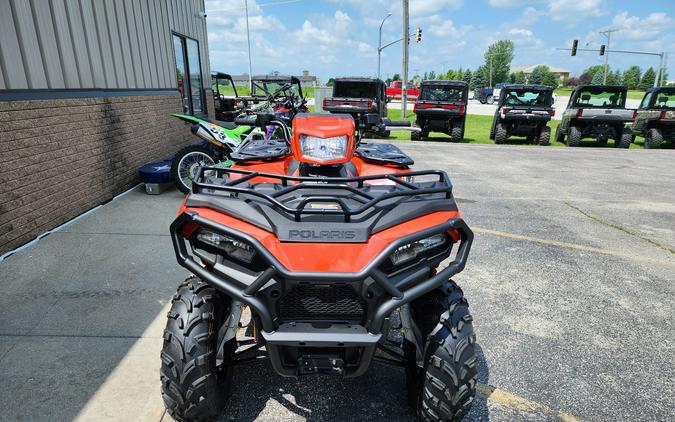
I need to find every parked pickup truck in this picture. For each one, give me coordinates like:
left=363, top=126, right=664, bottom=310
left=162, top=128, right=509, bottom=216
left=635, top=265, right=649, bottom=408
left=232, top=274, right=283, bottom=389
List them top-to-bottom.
left=386, top=80, right=420, bottom=101
left=474, top=83, right=506, bottom=104
left=554, top=85, right=634, bottom=148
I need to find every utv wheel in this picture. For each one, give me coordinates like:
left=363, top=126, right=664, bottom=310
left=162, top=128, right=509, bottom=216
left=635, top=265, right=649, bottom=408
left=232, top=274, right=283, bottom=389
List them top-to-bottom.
left=486, top=95, right=494, bottom=105
left=494, top=123, right=508, bottom=144
left=554, top=125, right=564, bottom=143
left=411, top=126, right=421, bottom=141
left=450, top=126, right=464, bottom=143
left=538, top=126, right=551, bottom=146
left=566, top=126, right=581, bottom=147
left=645, top=128, right=663, bottom=149
left=617, top=129, right=633, bottom=149
left=382, top=130, right=391, bottom=138
left=172, top=146, right=217, bottom=194
left=160, top=277, right=234, bottom=422
left=407, top=282, right=477, bottom=421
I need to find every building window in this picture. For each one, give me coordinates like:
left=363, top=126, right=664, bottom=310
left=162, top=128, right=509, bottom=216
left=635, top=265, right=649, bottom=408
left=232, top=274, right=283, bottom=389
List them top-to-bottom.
left=173, top=34, right=204, bottom=116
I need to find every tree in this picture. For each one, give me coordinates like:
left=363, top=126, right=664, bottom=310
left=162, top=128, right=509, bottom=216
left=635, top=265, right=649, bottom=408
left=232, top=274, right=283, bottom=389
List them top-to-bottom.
left=483, top=40, right=515, bottom=85
left=470, top=65, right=487, bottom=90
left=583, top=65, right=606, bottom=79
left=527, top=66, right=559, bottom=88
left=622, top=66, right=641, bottom=90
left=639, top=67, right=656, bottom=90
left=462, top=69, right=472, bottom=84
left=609, top=69, right=623, bottom=85
left=428, top=70, right=436, bottom=80
left=512, top=70, right=526, bottom=84
left=591, top=70, right=604, bottom=85
left=422, top=72, right=429, bottom=81
left=578, top=72, right=593, bottom=85
left=392, top=73, right=401, bottom=81
left=326, top=78, right=335, bottom=86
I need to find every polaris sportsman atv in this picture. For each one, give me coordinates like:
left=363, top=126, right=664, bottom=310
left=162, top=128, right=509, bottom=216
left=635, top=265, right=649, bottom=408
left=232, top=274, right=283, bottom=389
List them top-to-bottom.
left=412, top=80, right=469, bottom=142
left=489, top=84, right=554, bottom=145
left=632, top=87, right=675, bottom=149
left=161, top=113, right=476, bottom=421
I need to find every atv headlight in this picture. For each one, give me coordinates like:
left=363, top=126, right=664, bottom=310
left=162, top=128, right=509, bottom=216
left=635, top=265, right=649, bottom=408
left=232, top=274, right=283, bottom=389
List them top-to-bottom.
left=299, top=135, right=348, bottom=162
left=195, top=230, right=256, bottom=264
left=390, top=234, right=448, bottom=266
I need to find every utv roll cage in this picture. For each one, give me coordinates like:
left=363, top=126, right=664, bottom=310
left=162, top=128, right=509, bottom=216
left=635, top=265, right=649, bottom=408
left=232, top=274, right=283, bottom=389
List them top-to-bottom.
left=211, top=71, right=237, bottom=97
left=251, top=75, right=304, bottom=100
left=418, top=80, right=469, bottom=102
left=569, top=85, right=627, bottom=109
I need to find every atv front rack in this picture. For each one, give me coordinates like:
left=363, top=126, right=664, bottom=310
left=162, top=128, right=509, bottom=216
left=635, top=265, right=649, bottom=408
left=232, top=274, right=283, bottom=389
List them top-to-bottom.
left=191, top=166, right=453, bottom=223
left=171, top=210, right=472, bottom=332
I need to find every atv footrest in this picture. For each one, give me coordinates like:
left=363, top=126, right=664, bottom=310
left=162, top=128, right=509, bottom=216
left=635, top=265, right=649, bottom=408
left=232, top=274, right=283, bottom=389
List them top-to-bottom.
left=262, top=322, right=381, bottom=347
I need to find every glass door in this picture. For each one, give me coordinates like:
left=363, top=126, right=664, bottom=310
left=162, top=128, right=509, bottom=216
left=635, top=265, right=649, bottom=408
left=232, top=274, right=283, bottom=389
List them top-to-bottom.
left=173, top=34, right=204, bottom=116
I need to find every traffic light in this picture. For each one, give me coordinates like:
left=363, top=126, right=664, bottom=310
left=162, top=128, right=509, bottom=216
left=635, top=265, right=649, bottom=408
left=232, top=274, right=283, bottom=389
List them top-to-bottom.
left=415, top=27, right=422, bottom=43
left=571, top=39, right=578, bottom=56
left=599, top=44, right=605, bottom=55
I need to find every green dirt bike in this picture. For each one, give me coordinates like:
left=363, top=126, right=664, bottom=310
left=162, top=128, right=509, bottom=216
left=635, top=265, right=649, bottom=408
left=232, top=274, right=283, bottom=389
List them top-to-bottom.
left=170, top=114, right=258, bottom=193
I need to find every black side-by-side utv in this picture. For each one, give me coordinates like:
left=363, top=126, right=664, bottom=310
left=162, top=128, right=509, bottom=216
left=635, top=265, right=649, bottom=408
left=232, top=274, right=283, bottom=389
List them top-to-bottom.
left=412, top=80, right=469, bottom=142
left=489, top=84, right=554, bottom=145
left=632, top=87, right=675, bottom=148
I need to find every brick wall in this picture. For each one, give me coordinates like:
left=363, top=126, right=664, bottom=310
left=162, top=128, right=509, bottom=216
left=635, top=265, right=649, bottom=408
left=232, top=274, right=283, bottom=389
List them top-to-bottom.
left=0, top=93, right=193, bottom=255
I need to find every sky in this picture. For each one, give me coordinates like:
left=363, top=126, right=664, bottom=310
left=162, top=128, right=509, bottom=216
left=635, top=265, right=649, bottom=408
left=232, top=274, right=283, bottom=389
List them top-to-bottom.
left=204, top=0, right=675, bottom=81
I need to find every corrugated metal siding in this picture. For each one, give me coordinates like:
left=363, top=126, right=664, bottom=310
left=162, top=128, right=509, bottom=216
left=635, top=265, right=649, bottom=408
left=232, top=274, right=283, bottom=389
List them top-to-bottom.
left=0, top=0, right=210, bottom=91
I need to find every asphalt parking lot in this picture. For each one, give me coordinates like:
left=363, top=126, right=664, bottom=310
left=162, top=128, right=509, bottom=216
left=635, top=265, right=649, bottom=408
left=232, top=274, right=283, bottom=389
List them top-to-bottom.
left=0, top=143, right=673, bottom=422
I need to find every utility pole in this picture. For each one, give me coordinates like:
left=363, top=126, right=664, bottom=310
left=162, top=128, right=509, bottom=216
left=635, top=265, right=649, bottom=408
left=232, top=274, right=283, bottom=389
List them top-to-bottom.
left=244, top=0, right=253, bottom=92
left=401, top=0, right=409, bottom=118
left=377, top=13, right=392, bottom=80
left=599, top=29, right=619, bottom=84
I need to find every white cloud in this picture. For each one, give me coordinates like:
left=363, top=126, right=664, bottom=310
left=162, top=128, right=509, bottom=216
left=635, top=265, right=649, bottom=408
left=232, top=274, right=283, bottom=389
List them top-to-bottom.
left=410, top=0, right=462, bottom=17
left=488, top=0, right=539, bottom=8
left=548, top=0, right=604, bottom=21
left=611, top=12, right=674, bottom=41
left=508, top=28, right=533, bottom=37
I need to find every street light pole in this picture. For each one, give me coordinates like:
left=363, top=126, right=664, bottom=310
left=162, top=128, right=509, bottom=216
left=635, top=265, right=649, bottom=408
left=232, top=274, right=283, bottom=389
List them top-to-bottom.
left=244, top=0, right=253, bottom=92
left=401, top=0, right=409, bottom=118
left=377, top=13, right=392, bottom=80
left=599, top=29, right=619, bottom=84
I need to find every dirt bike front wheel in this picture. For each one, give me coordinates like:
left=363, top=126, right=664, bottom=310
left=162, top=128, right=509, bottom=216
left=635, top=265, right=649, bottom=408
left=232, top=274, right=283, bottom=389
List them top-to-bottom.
left=171, top=146, right=217, bottom=194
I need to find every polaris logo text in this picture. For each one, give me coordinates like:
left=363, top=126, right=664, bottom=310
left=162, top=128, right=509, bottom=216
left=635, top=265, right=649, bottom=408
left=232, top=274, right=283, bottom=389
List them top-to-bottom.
left=288, top=230, right=356, bottom=240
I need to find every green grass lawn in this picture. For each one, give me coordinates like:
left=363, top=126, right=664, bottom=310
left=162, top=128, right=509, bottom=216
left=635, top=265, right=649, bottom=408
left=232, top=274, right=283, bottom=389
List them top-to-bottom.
left=554, top=87, right=646, bottom=101
left=384, top=108, right=648, bottom=148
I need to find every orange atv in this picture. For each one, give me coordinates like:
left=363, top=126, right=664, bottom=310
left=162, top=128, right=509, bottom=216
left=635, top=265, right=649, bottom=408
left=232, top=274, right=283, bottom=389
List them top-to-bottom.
left=161, top=113, right=476, bottom=421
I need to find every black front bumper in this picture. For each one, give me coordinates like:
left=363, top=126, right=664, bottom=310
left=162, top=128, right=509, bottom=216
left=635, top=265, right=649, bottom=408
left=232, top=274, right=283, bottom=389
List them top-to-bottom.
left=170, top=211, right=473, bottom=377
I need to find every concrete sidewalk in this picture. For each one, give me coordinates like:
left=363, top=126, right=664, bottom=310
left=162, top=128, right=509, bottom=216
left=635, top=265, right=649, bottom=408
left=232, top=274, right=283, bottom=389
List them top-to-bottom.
left=0, top=143, right=673, bottom=421
left=0, top=187, right=188, bottom=421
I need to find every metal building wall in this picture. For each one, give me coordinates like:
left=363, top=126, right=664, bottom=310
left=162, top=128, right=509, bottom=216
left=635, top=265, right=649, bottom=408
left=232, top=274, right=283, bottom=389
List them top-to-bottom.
left=0, top=0, right=210, bottom=91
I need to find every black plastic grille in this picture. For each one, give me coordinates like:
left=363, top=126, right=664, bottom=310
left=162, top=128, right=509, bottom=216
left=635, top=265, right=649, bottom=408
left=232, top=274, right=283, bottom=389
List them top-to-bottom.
left=280, top=284, right=365, bottom=321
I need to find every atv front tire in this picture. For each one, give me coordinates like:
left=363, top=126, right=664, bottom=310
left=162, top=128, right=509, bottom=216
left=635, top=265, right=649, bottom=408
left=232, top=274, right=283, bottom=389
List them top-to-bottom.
left=494, top=123, right=508, bottom=144
left=538, top=126, right=551, bottom=146
left=567, top=126, right=581, bottom=147
left=645, top=128, right=663, bottom=149
left=171, top=146, right=217, bottom=194
left=160, top=277, right=233, bottom=422
left=409, top=282, right=477, bottom=421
